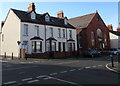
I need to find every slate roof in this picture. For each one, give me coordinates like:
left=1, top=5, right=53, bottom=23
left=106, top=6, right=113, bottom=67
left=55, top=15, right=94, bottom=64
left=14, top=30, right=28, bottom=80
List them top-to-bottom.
left=11, top=9, right=75, bottom=29
left=68, top=13, right=96, bottom=29
left=109, top=30, right=120, bottom=36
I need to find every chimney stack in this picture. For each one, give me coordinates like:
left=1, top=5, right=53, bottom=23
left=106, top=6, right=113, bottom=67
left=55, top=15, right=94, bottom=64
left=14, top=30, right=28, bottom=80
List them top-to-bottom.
left=28, top=3, right=35, bottom=12
left=57, top=11, right=64, bottom=19
left=107, top=25, right=113, bottom=31
left=117, top=27, right=120, bottom=32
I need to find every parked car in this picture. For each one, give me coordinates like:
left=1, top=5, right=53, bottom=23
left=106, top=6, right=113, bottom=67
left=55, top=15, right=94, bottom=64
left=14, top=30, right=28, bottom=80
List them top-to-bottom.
left=83, top=49, right=101, bottom=57
left=109, top=49, right=120, bottom=55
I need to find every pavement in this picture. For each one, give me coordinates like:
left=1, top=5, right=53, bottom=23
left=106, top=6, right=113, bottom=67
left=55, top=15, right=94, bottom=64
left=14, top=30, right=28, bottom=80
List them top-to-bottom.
left=106, top=62, right=120, bottom=73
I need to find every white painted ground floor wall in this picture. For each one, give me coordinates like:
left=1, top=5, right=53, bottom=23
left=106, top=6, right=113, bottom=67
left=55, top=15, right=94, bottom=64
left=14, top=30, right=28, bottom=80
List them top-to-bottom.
left=110, top=33, right=119, bottom=49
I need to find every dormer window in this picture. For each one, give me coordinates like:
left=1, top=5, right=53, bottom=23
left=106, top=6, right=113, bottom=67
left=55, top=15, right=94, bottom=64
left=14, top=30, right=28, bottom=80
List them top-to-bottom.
left=31, top=11, right=36, bottom=20
left=45, top=14, right=50, bottom=22
left=64, top=17, right=68, bottom=25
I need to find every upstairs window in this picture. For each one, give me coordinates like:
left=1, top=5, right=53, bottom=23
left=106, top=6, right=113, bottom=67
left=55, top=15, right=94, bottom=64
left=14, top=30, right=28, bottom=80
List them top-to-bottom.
left=31, top=11, right=36, bottom=20
left=45, top=14, right=50, bottom=22
left=64, top=18, right=68, bottom=25
left=23, top=24, right=28, bottom=36
left=35, top=25, right=39, bottom=37
left=50, top=28, right=53, bottom=37
left=58, top=28, right=61, bottom=38
left=63, top=29, right=65, bottom=38
left=69, top=30, right=72, bottom=39
left=91, top=31, right=95, bottom=47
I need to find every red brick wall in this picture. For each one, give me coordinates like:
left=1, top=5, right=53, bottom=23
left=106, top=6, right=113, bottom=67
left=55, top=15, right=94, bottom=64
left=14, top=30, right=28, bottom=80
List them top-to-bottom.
left=86, top=12, right=110, bottom=50
left=25, top=51, right=78, bottom=58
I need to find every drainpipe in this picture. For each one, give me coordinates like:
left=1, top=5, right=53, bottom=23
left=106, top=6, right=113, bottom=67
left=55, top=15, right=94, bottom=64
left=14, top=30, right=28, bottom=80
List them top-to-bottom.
left=44, top=25, right=46, bottom=52
left=66, top=27, right=68, bottom=52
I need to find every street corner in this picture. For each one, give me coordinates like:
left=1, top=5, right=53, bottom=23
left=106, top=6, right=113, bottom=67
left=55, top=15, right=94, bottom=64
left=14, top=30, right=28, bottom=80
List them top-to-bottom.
left=106, top=62, right=120, bottom=74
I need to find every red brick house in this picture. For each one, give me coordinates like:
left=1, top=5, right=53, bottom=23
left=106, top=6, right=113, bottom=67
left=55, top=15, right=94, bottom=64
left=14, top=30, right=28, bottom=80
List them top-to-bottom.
left=68, top=11, right=111, bottom=53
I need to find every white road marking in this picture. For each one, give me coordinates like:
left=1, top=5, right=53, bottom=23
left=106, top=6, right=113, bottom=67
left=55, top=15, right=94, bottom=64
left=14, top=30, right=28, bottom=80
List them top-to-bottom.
left=0, top=60, right=8, bottom=62
left=57, top=61, right=79, bottom=65
left=20, top=62, right=25, bottom=63
left=28, top=62, right=33, bottom=63
left=98, top=65, right=103, bottom=67
left=2, top=66, right=38, bottom=71
left=92, top=66, right=96, bottom=68
left=85, top=67, right=91, bottom=69
left=78, top=68, right=83, bottom=70
left=70, top=69, right=76, bottom=72
left=60, top=71, right=67, bottom=73
left=49, top=73, right=58, bottom=75
left=36, top=75, right=47, bottom=78
left=43, top=77, right=53, bottom=80
left=50, top=77, right=78, bottom=85
left=22, top=78, right=32, bottom=81
left=27, top=80, right=39, bottom=83
left=4, top=81, right=17, bottom=85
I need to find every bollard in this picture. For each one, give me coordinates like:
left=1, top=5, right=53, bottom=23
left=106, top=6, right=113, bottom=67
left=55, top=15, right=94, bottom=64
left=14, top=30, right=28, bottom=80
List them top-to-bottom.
left=4, top=52, right=6, bottom=58
left=12, top=52, right=13, bottom=60
left=92, top=54, right=94, bottom=60
left=110, top=54, right=114, bottom=67
left=25, top=56, right=27, bottom=60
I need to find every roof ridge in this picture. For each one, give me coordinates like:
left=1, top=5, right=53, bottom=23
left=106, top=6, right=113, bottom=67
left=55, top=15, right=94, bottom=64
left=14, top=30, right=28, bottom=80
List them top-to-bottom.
left=69, top=12, right=96, bottom=20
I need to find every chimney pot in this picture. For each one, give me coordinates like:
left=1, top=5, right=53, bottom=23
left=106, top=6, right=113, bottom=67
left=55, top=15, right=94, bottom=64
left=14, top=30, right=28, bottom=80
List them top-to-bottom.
left=28, top=3, right=35, bottom=12
left=57, top=10, right=64, bottom=19
left=107, top=25, right=113, bottom=31
left=117, top=27, right=120, bottom=32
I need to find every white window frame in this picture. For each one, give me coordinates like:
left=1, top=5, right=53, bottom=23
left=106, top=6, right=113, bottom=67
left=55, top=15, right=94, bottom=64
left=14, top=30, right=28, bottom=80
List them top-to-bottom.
left=31, top=11, right=36, bottom=20
left=45, top=14, right=50, bottom=22
left=23, top=24, right=28, bottom=36
left=35, top=25, right=39, bottom=37
left=50, top=28, right=53, bottom=37
left=58, top=28, right=61, bottom=38
left=63, top=29, right=65, bottom=38
left=69, top=30, right=72, bottom=39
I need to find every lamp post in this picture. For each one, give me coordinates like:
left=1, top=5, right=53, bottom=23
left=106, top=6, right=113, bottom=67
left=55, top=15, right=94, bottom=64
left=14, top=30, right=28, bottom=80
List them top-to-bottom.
left=17, top=41, right=21, bottom=59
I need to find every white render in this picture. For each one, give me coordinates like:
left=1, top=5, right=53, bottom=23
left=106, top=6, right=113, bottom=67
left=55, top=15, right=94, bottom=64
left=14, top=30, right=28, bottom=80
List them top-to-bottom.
left=1, top=9, right=77, bottom=57
left=1, top=10, right=21, bottom=57
left=109, top=32, right=119, bottom=49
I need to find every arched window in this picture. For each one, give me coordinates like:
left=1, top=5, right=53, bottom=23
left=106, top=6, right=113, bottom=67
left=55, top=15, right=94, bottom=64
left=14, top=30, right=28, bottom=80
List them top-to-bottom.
left=97, top=29, right=102, bottom=38
left=91, top=31, right=95, bottom=47
left=104, top=34, right=107, bottom=46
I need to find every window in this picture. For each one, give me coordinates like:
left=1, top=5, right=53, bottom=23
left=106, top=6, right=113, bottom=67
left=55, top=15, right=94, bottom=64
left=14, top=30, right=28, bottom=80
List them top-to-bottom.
left=31, top=11, right=36, bottom=20
left=45, top=14, right=50, bottom=22
left=64, top=18, right=68, bottom=25
left=23, top=24, right=28, bottom=36
left=35, top=26, right=39, bottom=37
left=50, top=28, right=53, bottom=37
left=58, top=29, right=61, bottom=38
left=63, top=29, right=65, bottom=38
left=97, top=29, right=102, bottom=38
left=69, top=30, right=72, bottom=39
left=91, top=32, right=95, bottom=47
left=2, top=34, right=4, bottom=41
left=104, top=34, right=107, bottom=46
left=32, top=41, right=42, bottom=52
left=46, top=42, right=50, bottom=51
left=52, top=42, right=56, bottom=51
left=58, top=42, right=61, bottom=52
left=63, top=42, right=65, bottom=52
left=68, top=43, right=72, bottom=52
